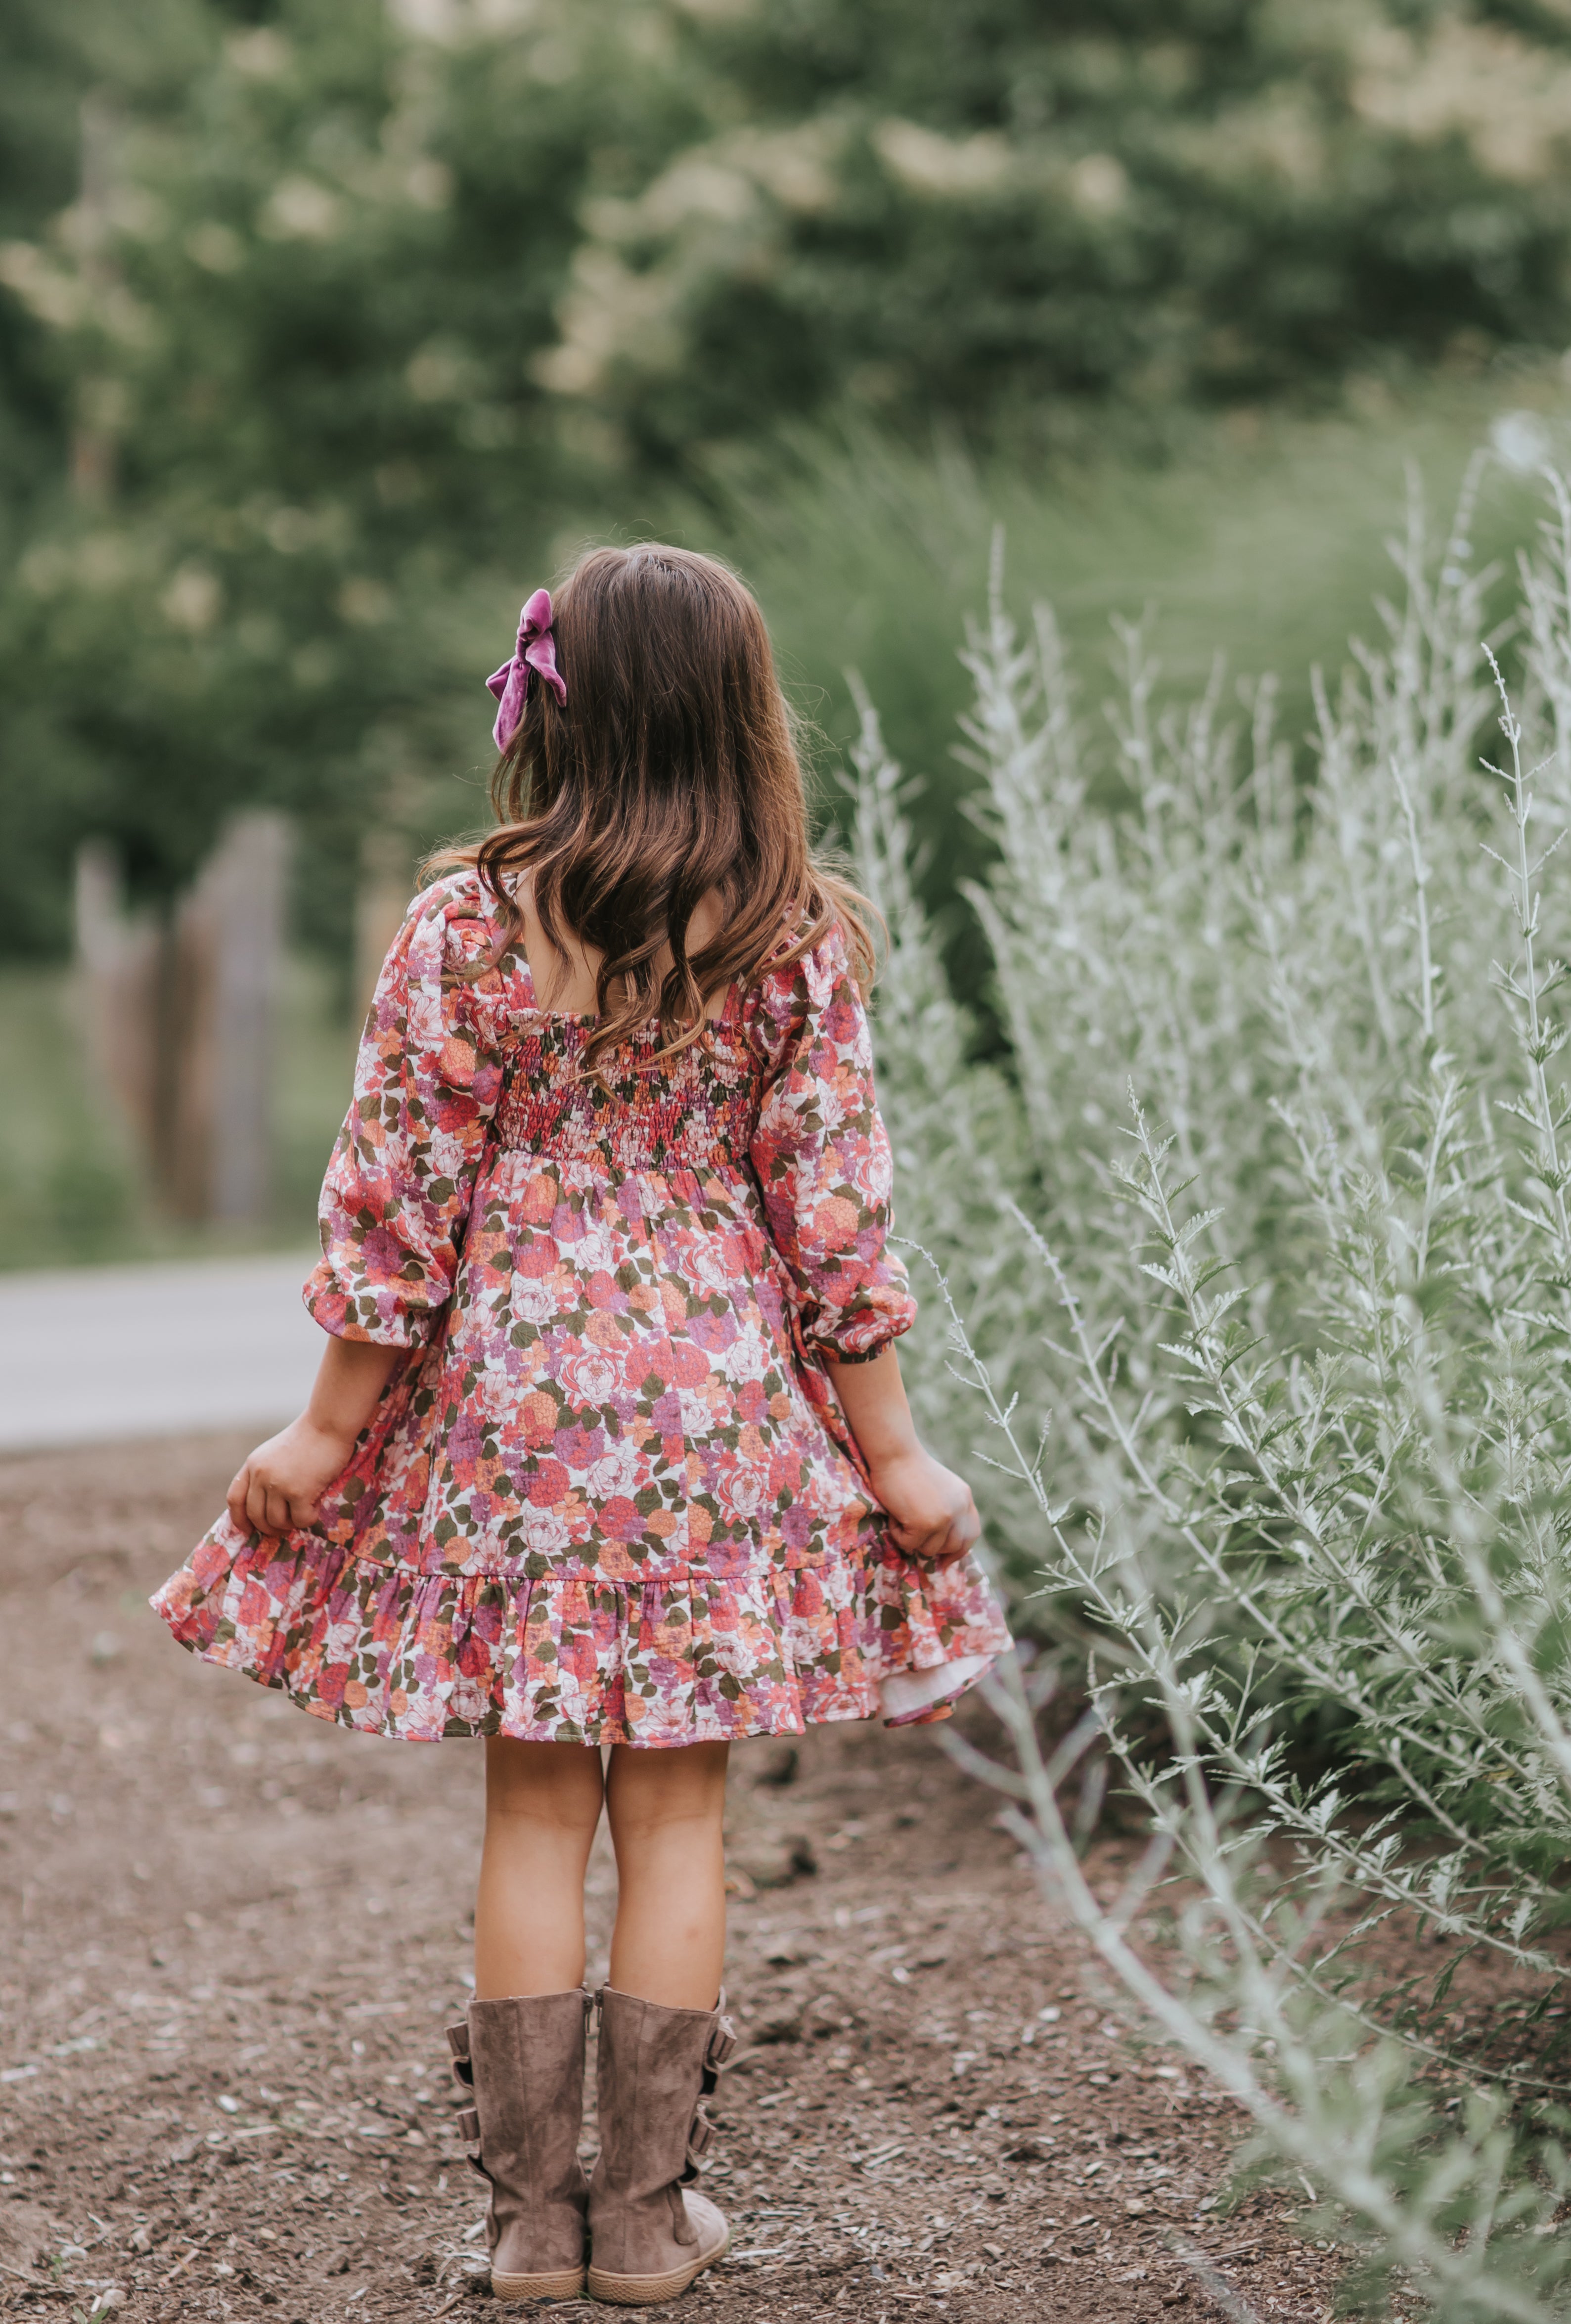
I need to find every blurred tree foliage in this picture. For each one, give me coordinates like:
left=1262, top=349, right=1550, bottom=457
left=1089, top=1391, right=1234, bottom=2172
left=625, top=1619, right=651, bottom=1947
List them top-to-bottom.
left=0, top=0, right=693, bottom=950
left=5, top=0, right=1571, bottom=953
left=566, top=0, right=1571, bottom=458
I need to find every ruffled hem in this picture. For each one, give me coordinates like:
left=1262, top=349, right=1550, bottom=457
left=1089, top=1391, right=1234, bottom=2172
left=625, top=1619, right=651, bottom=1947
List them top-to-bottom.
left=149, top=1521, right=1010, bottom=1747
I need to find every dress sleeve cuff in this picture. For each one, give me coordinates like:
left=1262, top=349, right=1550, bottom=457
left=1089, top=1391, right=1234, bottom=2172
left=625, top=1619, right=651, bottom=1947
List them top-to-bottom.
left=303, top=1262, right=431, bottom=1349
left=811, top=1295, right=916, bottom=1366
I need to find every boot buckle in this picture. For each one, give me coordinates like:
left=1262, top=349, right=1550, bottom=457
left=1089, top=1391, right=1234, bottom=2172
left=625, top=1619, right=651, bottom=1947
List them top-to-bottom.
left=447, top=2020, right=475, bottom=2094
left=680, top=2104, right=716, bottom=2183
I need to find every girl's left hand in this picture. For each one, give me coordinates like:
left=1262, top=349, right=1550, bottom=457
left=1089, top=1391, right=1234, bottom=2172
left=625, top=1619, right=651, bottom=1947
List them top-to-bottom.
left=226, top=1333, right=404, bottom=1538
left=866, top=1445, right=980, bottom=1562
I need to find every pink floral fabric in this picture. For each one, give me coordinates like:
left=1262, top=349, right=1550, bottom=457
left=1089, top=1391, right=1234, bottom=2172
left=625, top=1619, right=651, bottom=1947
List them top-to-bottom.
left=152, top=871, right=1009, bottom=1744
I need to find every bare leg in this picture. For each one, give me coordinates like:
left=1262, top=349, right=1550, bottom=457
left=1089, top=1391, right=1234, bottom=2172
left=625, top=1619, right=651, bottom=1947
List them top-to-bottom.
left=474, top=1738, right=605, bottom=1998
left=604, top=1742, right=729, bottom=2009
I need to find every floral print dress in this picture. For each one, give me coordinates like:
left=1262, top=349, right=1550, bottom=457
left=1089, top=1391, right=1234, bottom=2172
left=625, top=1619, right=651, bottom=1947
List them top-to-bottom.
left=152, top=870, right=1009, bottom=1746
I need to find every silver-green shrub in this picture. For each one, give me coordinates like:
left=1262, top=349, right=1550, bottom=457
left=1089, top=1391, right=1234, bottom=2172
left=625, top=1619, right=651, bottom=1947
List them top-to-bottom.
left=859, top=465, right=1571, bottom=2315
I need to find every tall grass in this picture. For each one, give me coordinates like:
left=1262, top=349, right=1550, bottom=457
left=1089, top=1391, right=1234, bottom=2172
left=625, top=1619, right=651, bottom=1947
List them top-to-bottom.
left=853, top=452, right=1571, bottom=2314
left=0, top=966, right=138, bottom=1269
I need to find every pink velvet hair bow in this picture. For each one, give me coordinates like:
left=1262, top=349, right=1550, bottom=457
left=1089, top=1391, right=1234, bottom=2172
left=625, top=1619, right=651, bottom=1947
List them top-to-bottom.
left=486, top=587, right=567, bottom=749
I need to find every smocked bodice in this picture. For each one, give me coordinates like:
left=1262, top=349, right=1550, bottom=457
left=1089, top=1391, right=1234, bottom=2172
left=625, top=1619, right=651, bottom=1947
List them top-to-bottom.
left=305, top=868, right=915, bottom=1397
left=492, top=1012, right=759, bottom=1177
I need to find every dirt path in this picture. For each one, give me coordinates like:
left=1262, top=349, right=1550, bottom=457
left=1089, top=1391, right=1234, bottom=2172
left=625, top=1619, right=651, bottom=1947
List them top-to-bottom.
left=0, top=1437, right=1336, bottom=2324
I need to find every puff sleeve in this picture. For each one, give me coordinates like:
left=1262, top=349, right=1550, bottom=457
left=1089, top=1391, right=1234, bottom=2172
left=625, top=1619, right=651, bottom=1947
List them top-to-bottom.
left=304, top=872, right=512, bottom=1347
left=747, top=923, right=918, bottom=1364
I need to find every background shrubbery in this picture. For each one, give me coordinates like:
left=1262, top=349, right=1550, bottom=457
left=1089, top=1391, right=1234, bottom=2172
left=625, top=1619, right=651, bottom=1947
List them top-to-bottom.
left=11, top=0, right=1571, bottom=952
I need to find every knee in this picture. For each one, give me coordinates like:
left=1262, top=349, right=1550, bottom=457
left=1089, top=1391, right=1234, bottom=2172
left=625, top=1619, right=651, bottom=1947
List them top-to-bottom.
left=484, top=1741, right=604, bottom=1838
left=605, top=1748, right=728, bottom=1857
left=485, top=1790, right=600, bottom=1841
left=608, top=1794, right=720, bottom=1852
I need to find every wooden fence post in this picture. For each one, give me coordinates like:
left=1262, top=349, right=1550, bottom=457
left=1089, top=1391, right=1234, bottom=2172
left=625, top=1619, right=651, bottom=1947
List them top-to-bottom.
left=76, top=812, right=290, bottom=1224
left=354, top=828, right=415, bottom=1028
left=74, top=840, right=161, bottom=1159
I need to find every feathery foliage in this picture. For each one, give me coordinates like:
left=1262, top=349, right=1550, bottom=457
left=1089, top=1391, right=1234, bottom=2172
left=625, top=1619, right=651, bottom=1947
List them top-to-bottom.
left=854, top=459, right=1571, bottom=2310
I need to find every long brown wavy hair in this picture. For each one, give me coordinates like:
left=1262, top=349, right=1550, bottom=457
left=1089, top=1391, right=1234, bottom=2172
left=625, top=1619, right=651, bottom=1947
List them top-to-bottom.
left=453, top=543, right=876, bottom=1066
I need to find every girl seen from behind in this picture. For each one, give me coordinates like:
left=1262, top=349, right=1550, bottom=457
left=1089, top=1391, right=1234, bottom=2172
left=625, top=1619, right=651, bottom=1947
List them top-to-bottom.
left=152, top=544, right=1009, bottom=2306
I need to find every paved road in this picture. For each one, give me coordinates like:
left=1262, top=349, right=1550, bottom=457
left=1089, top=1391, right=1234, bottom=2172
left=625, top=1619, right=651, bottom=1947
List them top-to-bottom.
left=0, top=1252, right=324, bottom=1451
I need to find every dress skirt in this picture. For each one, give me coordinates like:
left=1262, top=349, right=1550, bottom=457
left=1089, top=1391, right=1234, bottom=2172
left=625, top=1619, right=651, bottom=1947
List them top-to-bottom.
left=151, top=1510, right=1005, bottom=1744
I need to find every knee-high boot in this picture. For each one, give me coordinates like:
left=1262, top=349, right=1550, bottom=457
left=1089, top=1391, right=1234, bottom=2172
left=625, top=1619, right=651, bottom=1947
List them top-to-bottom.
left=585, top=1985, right=735, bottom=2306
left=448, top=1989, right=592, bottom=2301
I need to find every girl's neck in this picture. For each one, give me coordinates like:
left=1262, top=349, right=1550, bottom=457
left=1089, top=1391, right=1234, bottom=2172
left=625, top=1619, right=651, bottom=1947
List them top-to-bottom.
left=515, top=874, right=729, bottom=1021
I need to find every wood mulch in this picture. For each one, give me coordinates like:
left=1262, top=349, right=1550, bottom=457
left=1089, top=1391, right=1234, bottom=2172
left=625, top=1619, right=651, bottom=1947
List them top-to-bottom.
left=0, top=1434, right=1345, bottom=2323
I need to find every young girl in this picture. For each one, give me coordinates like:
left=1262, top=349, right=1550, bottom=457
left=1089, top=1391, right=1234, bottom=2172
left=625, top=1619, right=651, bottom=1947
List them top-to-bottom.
left=152, top=546, right=1009, bottom=2307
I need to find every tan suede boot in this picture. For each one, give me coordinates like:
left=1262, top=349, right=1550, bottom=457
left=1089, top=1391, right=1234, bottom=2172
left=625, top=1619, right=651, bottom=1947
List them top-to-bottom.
left=584, top=1986, right=736, bottom=2306
left=448, top=1990, right=592, bottom=2301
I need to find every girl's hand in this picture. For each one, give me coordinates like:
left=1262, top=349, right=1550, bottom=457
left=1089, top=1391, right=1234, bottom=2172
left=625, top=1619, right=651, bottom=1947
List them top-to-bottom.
left=226, top=1334, right=404, bottom=1538
left=825, top=1345, right=981, bottom=1562
left=226, top=1415, right=357, bottom=1540
left=865, top=1445, right=980, bottom=1563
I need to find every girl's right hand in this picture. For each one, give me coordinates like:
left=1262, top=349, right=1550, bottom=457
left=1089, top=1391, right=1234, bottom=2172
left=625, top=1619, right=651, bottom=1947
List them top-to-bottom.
left=226, top=1416, right=357, bottom=1540
left=865, top=1444, right=980, bottom=1563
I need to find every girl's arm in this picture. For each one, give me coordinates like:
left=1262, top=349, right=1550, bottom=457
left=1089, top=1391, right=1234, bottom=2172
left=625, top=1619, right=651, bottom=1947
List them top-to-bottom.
left=234, top=875, right=514, bottom=1543
left=746, top=927, right=978, bottom=1561
left=226, top=1337, right=403, bottom=1539
left=826, top=1345, right=979, bottom=1562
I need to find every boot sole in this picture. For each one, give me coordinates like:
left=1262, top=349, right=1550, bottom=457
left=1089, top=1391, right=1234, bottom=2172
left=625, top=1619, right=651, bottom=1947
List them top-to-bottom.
left=586, top=2223, right=730, bottom=2306
left=492, top=2264, right=589, bottom=2302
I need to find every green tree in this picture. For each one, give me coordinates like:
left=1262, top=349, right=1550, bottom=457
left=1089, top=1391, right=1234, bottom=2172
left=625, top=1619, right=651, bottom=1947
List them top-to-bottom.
left=0, top=0, right=696, bottom=947
left=10, top=0, right=1571, bottom=954
left=549, top=0, right=1571, bottom=459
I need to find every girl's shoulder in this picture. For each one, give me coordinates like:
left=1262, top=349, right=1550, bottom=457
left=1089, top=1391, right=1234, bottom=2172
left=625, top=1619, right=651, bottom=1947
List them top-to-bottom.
left=404, top=863, right=495, bottom=937
left=397, top=866, right=514, bottom=973
left=384, top=869, right=532, bottom=1039
left=763, top=912, right=853, bottom=991
left=742, top=914, right=863, bottom=1061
